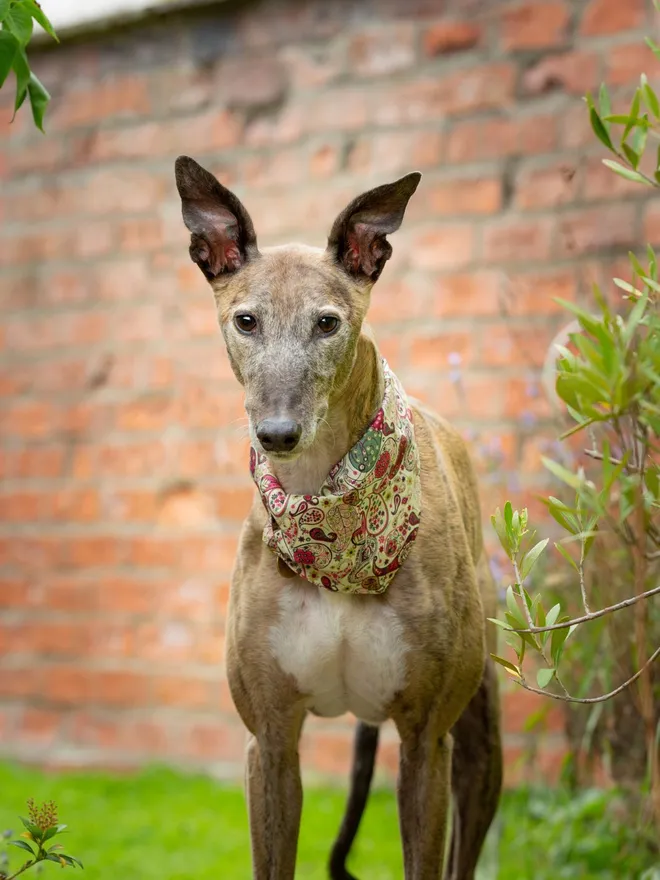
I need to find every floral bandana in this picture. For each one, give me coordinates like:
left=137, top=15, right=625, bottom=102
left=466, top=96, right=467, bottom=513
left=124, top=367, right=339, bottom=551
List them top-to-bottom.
left=249, top=360, right=422, bottom=595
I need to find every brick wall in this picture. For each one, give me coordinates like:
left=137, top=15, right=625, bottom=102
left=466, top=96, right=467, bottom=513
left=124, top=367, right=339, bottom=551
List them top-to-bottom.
left=0, top=0, right=657, bottom=784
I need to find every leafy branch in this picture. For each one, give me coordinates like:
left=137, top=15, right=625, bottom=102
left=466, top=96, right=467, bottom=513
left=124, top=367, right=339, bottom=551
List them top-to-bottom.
left=0, top=0, right=58, bottom=131
left=1, top=800, right=82, bottom=879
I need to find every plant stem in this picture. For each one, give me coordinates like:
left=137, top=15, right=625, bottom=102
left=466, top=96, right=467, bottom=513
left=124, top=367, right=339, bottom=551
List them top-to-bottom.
left=631, top=485, right=660, bottom=834
left=512, top=558, right=535, bottom=629
left=510, top=582, right=660, bottom=634
left=514, top=643, right=660, bottom=704
left=7, top=860, right=36, bottom=880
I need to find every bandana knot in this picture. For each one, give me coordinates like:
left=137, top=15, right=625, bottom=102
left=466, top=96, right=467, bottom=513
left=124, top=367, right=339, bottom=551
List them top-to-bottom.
left=250, top=360, right=422, bottom=594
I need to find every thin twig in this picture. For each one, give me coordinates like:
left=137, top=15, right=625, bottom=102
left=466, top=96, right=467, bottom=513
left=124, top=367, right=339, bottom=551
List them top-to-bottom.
left=583, top=448, right=639, bottom=472
left=578, top=533, right=591, bottom=615
left=512, top=558, right=535, bottom=629
left=510, top=582, right=660, bottom=634
left=516, top=643, right=660, bottom=704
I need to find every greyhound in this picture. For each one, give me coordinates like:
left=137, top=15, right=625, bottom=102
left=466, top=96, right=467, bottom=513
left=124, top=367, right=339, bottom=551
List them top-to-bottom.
left=175, top=155, right=502, bottom=880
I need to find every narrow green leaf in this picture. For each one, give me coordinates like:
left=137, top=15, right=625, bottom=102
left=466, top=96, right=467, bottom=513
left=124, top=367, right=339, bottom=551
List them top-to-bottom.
left=22, top=0, right=59, bottom=40
left=4, top=2, right=33, bottom=45
left=0, top=28, right=18, bottom=87
left=646, top=36, right=660, bottom=61
left=12, top=46, right=30, bottom=116
left=27, top=70, right=50, bottom=132
left=643, top=78, right=660, bottom=118
left=598, top=83, right=611, bottom=124
left=622, top=89, right=641, bottom=144
left=588, top=103, right=614, bottom=151
left=621, top=141, right=641, bottom=170
left=602, top=159, right=651, bottom=185
left=542, top=456, right=584, bottom=490
left=504, top=501, right=513, bottom=532
left=490, top=509, right=511, bottom=557
left=520, top=538, right=549, bottom=580
left=506, top=585, right=526, bottom=626
left=545, top=603, right=561, bottom=628
left=487, top=617, right=513, bottom=630
left=551, top=619, right=572, bottom=666
left=490, top=654, right=521, bottom=678
left=536, top=667, right=556, bottom=689
left=19, top=818, right=42, bottom=839
left=10, top=839, right=36, bottom=855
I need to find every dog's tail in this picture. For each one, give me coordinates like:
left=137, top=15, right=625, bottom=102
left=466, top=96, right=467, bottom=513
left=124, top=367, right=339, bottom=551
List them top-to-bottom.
left=328, top=721, right=380, bottom=880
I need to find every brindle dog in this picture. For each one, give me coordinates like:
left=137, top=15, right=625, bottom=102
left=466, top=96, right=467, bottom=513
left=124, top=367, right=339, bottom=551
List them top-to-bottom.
left=175, top=155, right=502, bottom=880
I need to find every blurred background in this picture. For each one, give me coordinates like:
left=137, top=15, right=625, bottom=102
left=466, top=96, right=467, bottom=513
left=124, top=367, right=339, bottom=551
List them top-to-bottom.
left=1, top=0, right=659, bottom=875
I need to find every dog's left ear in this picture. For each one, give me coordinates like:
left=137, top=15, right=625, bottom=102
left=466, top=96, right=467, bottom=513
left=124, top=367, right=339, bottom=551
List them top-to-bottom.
left=175, top=155, right=259, bottom=281
left=326, top=172, right=421, bottom=283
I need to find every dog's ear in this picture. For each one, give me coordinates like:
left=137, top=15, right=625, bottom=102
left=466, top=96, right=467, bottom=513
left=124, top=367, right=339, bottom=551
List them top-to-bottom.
left=175, top=156, right=259, bottom=281
left=326, top=172, right=421, bottom=283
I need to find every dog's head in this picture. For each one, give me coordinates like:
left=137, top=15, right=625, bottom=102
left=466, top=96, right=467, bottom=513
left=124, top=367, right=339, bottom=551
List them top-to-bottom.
left=175, top=156, right=420, bottom=462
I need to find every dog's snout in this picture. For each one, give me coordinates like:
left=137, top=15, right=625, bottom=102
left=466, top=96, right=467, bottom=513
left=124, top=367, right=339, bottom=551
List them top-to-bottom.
left=256, top=418, right=302, bottom=454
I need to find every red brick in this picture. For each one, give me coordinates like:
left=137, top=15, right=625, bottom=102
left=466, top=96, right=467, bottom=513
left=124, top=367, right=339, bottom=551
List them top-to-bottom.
left=580, top=0, right=645, bottom=36
left=501, top=2, right=570, bottom=49
left=423, top=21, right=482, bottom=56
left=348, top=24, right=416, bottom=77
left=606, top=42, right=660, bottom=86
left=280, top=44, right=344, bottom=90
left=522, top=51, right=600, bottom=96
left=216, top=57, right=287, bottom=108
left=373, top=64, right=515, bottom=126
left=51, top=76, right=150, bottom=130
left=447, top=114, right=558, bottom=163
left=346, top=130, right=444, bottom=176
left=583, top=156, right=646, bottom=201
left=515, top=161, right=579, bottom=209
left=424, top=177, right=502, bottom=216
left=644, top=202, right=660, bottom=245
left=556, top=205, right=637, bottom=257
left=482, top=217, right=554, bottom=264
left=119, top=218, right=163, bottom=253
left=408, top=226, right=475, bottom=270
left=432, top=272, right=503, bottom=318
left=369, top=277, right=430, bottom=324
left=480, top=324, right=558, bottom=368
left=410, top=332, right=475, bottom=369
left=504, top=377, right=554, bottom=419
left=115, top=395, right=175, bottom=432
left=2, top=402, right=58, bottom=438
left=52, top=489, right=101, bottom=523
left=62, top=537, right=120, bottom=570
left=46, top=666, right=90, bottom=705
left=91, top=671, right=151, bottom=707
left=153, top=675, right=215, bottom=709
left=17, top=707, right=62, bottom=745
left=182, top=720, right=246, bottom=760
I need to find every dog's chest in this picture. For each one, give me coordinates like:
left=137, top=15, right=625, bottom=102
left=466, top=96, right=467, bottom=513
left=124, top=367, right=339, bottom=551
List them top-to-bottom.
left=268, top=581, right=409, bottom=725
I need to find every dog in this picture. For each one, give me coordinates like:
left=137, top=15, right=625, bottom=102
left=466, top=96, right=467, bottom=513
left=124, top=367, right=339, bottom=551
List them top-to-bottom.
left=175, top=155, right=502, bottom=880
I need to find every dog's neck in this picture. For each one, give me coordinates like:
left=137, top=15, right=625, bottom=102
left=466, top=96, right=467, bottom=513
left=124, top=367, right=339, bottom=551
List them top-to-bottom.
left=270, top=333, right=385, bottom=496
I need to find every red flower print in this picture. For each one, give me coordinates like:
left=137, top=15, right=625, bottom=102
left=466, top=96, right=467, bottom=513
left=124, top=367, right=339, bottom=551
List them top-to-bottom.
left=375, top=451, right=391, bottom=478
left=293, top=548, right=315, bottom=565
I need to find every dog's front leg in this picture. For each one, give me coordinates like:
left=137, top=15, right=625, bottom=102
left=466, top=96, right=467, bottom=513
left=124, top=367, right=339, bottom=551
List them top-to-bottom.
left=397, top=720, right=453, bottom=880
left=245, top=722, right=304, bottom=880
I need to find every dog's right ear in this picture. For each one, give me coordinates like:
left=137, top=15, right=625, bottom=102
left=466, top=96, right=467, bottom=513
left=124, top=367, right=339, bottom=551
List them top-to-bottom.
left=175, top=156, right=259, bottom=281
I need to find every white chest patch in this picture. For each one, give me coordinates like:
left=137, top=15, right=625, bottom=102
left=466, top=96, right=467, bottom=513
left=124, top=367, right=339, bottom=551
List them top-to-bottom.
left=269, top=580, right=409, bottom=725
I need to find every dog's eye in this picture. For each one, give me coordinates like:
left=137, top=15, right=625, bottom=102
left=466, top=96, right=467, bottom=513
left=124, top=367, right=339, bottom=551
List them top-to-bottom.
left=235, top=314, right=257, bottom=334
left=317, top=315, right=339, bottom=335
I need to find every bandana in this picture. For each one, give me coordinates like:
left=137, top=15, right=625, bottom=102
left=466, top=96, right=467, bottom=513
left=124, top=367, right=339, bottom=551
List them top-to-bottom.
left=249, top=360, right=422, bottom=595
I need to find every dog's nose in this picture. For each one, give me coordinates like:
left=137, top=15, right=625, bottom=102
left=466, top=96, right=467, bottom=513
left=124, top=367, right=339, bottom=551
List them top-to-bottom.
left=256, top=418, right=302, bottom=454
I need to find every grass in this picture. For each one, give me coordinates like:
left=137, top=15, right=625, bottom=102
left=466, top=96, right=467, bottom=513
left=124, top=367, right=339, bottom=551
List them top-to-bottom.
left=0, top=763, right=658, bottom=879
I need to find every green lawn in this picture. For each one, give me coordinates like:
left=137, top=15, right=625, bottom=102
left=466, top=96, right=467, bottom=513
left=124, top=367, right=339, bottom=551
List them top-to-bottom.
left=0, top=763, right=657, bottom=879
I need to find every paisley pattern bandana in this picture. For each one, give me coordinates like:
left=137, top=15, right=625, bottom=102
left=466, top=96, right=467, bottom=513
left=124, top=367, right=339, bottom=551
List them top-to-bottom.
left=249, top=360, right=422, bottom=595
